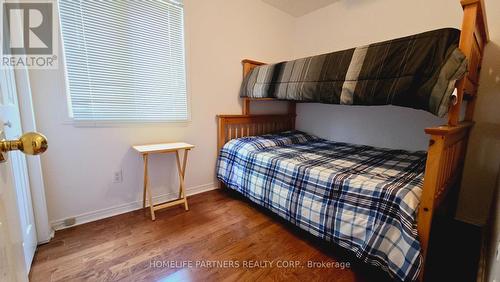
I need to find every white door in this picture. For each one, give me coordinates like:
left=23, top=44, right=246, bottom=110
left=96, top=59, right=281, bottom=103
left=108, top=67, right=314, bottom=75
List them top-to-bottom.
left=0, top=66, right=38, bottom=281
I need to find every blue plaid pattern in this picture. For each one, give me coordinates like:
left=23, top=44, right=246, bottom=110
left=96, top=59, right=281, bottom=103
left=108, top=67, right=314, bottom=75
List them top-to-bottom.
left=216, top=131, right=426, bottom=281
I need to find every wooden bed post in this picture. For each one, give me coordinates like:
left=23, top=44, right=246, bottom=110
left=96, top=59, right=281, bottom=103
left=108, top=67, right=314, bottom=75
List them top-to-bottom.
left=448, top=0, right=488, bottom=126
left=463, top=0, right=488, bottom=121
left=419, top=1, right=488, bottom=280
left=448, top=3, right=477, bottom=126
left=241, top=59, right=297, bottom=117
left=242, top=59, right=265, bottom=115
left=242, top=98, right=251, bottom=115
left=217, top=115, right=226, bottom=154
left=418, top=123, right=473, bottom=281
left=417, top=135, right=446, bottom=281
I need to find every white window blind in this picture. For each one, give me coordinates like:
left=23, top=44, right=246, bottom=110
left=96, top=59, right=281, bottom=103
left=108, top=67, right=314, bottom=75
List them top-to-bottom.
left=58, top=0, right=187, bottom=121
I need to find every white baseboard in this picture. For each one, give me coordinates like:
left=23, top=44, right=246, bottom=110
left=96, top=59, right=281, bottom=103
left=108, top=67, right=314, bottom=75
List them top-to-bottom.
left=51, top=182, right=218, bottom=231
left=37, top=229, right=54, bottom=245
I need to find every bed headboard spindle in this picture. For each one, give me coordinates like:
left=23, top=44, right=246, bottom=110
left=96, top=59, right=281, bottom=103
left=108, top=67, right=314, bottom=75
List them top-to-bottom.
left=217, top=114, right=295, bottom=153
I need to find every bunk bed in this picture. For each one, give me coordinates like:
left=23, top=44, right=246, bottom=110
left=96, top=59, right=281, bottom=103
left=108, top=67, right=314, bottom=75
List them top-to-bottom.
left=216, top=0, right=489, bottom=281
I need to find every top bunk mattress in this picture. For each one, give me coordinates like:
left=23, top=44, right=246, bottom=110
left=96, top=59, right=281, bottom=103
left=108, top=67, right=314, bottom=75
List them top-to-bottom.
left=240, top=28, right=467, bottom=117
left=216, top=131, right=427, bottom=281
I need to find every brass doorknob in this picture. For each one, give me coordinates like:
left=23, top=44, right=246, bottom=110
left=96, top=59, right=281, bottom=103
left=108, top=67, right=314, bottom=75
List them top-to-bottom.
left=0, top=132, right=48, bottom=155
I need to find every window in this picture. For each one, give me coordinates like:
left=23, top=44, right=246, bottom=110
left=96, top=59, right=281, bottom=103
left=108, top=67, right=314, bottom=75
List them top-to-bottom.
left=58, top=0, right=187, bottom=122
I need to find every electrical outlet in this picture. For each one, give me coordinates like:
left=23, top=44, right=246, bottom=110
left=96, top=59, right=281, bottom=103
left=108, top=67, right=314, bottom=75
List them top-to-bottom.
left=113, top=170, right=123, bottom=183
left=64, top=217, right=76, bottom=227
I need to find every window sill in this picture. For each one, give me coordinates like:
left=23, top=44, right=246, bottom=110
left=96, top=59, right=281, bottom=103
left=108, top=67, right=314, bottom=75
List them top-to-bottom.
left=61, top=119, right=191, bottom=128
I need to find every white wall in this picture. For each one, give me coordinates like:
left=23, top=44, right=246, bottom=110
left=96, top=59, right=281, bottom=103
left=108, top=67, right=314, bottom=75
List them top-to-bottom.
left=28, top=0, right=295, bottom=226
left=30, top=0, right=500, bottom=229
left=293, top=0, right=500, bottom=225
left=293, top=0, right=464, bottom=151
left=456, top=0, right=500, bottom=225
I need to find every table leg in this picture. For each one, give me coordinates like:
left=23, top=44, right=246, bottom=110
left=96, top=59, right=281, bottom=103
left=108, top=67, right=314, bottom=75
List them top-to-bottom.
left=175, top=149, right=189, bottom=211
left=182, top=149, right=189, bottom=210
left=176, top=151, right=182, bottom=199
left=142, top=154, right=147, bottom=209
left=144, top=154, right=155, bottom=220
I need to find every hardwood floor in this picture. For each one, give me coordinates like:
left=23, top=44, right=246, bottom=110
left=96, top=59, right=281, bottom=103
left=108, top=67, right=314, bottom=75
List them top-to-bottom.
left=30, top=189, right=391, bottom=282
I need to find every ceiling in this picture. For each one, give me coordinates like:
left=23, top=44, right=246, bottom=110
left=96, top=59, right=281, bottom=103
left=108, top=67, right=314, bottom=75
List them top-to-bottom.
left=262, top=0, right=340, bottom=17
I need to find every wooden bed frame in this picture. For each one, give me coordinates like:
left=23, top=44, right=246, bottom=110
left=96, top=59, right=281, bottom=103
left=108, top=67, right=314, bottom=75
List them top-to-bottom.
left=217, top=0, right=488, bottom=280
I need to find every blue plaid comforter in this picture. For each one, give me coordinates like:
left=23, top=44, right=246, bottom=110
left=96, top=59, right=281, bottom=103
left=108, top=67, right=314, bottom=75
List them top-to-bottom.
left=216, top=131, right=426, bottom=281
